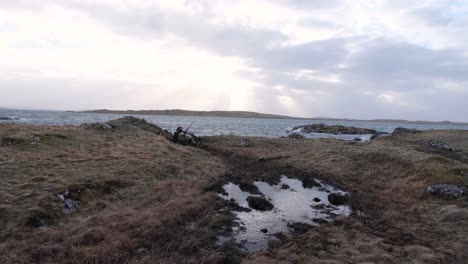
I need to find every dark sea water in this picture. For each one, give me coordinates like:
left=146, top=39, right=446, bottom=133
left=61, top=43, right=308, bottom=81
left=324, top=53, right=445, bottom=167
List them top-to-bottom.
left=1, top=109, right=468, bottom=140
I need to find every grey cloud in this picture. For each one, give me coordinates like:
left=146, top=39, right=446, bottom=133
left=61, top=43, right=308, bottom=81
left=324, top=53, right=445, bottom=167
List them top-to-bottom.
left=2, top=0, right=468, bottom=121
left=412, top=7, right=456, bottom=26
left=255, top=38, right=348, bottom=71
left=344, top=40, right=468, bottom=83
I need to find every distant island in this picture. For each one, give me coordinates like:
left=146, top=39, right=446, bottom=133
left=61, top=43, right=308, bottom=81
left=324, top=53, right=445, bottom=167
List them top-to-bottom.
left=76, top=109, right=468, bottom=125
left=77, top=109, right=296, bottom=119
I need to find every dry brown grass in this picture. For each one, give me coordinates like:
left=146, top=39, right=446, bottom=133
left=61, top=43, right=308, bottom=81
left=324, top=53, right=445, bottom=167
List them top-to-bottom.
left=0, top=121, right=228, bottom=263
left=2, top=121, right=468, bottom=263
left=204, top=131, right=468, bottom=263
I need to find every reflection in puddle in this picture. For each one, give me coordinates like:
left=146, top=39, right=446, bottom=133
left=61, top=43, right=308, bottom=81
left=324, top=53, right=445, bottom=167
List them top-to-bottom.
left=218, top=176, right=351, bottom=252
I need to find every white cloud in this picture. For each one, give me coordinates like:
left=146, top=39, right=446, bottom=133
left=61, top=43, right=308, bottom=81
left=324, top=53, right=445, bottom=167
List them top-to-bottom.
left=0, top=0, right=467, bottom=121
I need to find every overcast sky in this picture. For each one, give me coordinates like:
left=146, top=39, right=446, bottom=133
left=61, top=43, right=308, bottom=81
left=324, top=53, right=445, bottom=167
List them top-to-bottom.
left=1, top=0, right=468, bottom=121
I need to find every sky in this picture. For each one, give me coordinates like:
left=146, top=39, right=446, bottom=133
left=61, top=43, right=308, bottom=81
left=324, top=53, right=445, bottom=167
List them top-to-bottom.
left=1, top=0, right=468, bottom=121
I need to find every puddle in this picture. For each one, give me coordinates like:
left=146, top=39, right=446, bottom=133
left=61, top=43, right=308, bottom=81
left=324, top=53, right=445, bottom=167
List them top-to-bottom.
left=218, top=176, right=351, bottom=252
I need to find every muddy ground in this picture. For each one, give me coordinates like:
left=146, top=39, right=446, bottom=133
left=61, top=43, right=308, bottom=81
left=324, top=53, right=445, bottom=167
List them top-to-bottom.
left=1, top=118, right=468, bottom=263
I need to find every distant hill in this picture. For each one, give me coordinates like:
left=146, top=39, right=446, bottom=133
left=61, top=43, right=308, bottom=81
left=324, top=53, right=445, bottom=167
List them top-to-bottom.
left=76, top=109, right=468, bottom=125
left=78, top=109, right=297, bottom=119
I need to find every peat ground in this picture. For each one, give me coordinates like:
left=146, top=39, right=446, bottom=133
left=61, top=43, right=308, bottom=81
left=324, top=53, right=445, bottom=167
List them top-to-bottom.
left=1, top=118, right=468, bottom=263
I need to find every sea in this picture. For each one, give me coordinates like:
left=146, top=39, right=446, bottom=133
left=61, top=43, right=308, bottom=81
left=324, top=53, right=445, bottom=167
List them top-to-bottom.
left=1, top=109, right=468, bottom=140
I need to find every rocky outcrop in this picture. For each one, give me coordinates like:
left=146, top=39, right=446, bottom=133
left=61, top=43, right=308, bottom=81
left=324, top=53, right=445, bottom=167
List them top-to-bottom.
left=81, top=116, right=173, bottom=139
left=80, top=122, right=112, bottom=130
left=293, top=124, right=377, bottom=135
left=391, top=127, right=421, bottom=136
left=370, top=132, right=390, bottom=140
left=288, top=133, right=305, bottom=139
left=423, top=140, right=456, bottom=152
left=426, top=184, right=465, bottom=199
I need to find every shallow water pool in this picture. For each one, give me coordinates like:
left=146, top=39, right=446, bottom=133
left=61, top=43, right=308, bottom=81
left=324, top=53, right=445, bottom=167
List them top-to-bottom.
left=218, top=176, right=351, bottom=252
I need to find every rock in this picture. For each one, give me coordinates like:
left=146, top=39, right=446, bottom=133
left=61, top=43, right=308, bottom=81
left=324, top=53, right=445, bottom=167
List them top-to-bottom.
left=0, top=116, right=13, bottom=120
left=80, top=122, right=112, bottom=130
left=293, top=124, right=377, bottom=135
left=391, top=127, right=421, bottom=136
left=370, top=132, right=390, bottom=140
left=288, top=133, right=305, bottom=139
left=353, top=137, right=362, bottom=141
left=234, top=139, right=251, bottom=147
left=423, top=140, right=456, bottom=152
left=302, top=178, right=321, bottom=188
left=238, top=182, right=260, bottom=194
left=280, top=184, right=290, bottom=190
left=426, top=184, right=464, bottom=199
left=57, top=190, right=80, bottom=214
left=328, top=193, right=348, bottom=205
left=246, top=196, right=274, bottom=211
left=313, top=197, right=321, bottom=202
left=227, top=200, right=252, bottom=212
left=312, top=218, right=329, bottom=224
left=288, top=222, right=313, bottom=234
left=260, top=228, right=268, bottom=233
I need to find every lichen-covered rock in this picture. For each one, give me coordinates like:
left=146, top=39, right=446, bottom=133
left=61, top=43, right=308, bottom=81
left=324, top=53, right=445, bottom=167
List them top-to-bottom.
left=80, top=122, right=112, bottom=130
left=293, top=124, right=377, bottom=135
left=391, top=127, right=421, bottom=136
left=288, top=133, right=305, bottom=139
left=423, top=140, right=456, bottom=152
left=426, top=184, right=465, bottom=199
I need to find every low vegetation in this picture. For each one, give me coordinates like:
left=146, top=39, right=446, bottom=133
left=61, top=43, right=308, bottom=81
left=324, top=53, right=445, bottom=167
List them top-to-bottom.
left=1, top=117, right=468, bottom=263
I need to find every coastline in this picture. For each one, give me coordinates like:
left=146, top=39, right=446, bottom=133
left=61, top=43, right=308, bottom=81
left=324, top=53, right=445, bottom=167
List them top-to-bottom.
left=75, top=109, right=468, bottom=126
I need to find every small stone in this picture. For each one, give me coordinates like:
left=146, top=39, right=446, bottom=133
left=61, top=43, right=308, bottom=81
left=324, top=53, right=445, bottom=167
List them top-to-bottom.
left=288, top=133, right=304, bottom=139
left=302, top=178, right=321, bottom=188
left=239, top=182, right=260, bottom=194
left=426, top=184, right=464, bottom=199
left=328, top=193, right=348, bottom=206
left=247, top=196, right=274, bottom=211
left=313, top=197, right=321, bottom=202
left=312, top=218, right=328, bottom=224
left=260, top=228, right=268, bottom=233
